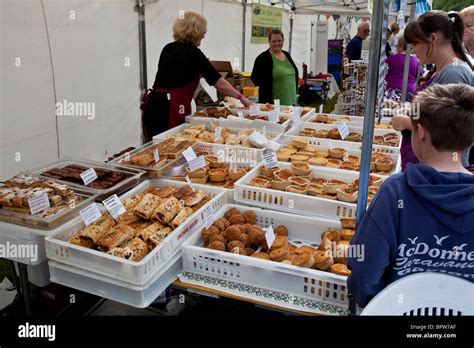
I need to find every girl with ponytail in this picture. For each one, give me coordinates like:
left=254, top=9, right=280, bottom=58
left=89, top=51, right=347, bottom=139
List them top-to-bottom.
left=391, top=10, right=474, bottom=171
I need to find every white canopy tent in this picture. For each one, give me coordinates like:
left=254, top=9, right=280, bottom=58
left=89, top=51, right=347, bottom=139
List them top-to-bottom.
left=1, top=0, right=371, bottom=179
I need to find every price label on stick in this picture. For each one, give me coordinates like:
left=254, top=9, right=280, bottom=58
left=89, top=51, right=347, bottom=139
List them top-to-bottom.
left=274, top=99, right=280, bottom=113
left=249, top=104, right=260, bottom=116
left=268, top=110, right=279, bottom=123
left=337, top=121, right=350, bottom=140
left=214, top=127, right=222, bottom=141
left=182, top=147, right=197, bottom=162
left=153, top=148, right=160, bottom=163
left=263, top=151, right=278, bottom=168
left=188, top=155, right=206, bottom=172
left=80, top=168, right=98, bottom=186
left=184, top=175, right=196, bottom=192
left=28, top=193, right=50, bottom=215
left=102, top=194, right=126, bottom=218
left=79, top=203, right=102, bottom=226
left=203, top=205, right=214, bottom=229
left=265, top=225, right=276, bottom=249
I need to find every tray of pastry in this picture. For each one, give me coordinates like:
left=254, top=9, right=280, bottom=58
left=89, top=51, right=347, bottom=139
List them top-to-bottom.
left=306, top=113, right=394, bottom=129
left=286, top=121, right=401, bottom=151
left=153, top=123, right=283, bottom=148
left=277, top=135, right=401, bottom=176
left=110, top=138, right=197, bottom=178
left=166, top=143, right=255, bottom=203
left=31, top=157, right=145, bottom=199
left=234, top=162, right=384, bottom=220
left=0, top=174, right=98, bottom=230
left=45, top=179, right=226, bottom=286
left=182, top=204, right=350, bottom=307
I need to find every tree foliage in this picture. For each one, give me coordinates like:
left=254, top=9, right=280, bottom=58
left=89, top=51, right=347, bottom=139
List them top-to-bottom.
left=432, top=0, right=474, bottom=12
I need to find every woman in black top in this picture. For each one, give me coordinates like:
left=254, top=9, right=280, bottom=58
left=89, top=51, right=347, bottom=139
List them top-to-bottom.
left=142, top=11, right=251, bottom=142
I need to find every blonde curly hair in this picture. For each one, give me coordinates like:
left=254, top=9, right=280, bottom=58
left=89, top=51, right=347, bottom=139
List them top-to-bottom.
left=173, top=11, right=207, bottom=45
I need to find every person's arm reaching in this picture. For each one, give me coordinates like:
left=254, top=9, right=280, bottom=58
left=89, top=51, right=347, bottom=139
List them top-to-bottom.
left=214, top=77, right=251, bottom=107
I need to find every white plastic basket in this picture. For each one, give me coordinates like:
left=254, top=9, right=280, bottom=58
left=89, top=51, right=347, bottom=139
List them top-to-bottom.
left=305, top=113, right=393, bottom=129
left=286, top=121, right=401, bottom=153
left=152, top=123, right=283, bottom=145
left=278, top=135, right=401, bottom=175
left=164, top=143, right=258, bottom=203
left=234, top=162, right=364, bottom=219
left=45, top=179, right=226, bottom=286
left=182, top=204, right=348, bottom=307
left=0, top=218, right=80, bottom=265
left=48, top=251, right=182, bottom=308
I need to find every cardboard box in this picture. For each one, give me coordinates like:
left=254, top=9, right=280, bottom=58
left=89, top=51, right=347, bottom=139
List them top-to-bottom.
left=210, top=60, right=235, bottom=87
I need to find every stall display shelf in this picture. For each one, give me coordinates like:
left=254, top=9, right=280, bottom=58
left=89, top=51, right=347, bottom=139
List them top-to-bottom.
left=45, top=179, right=226, bottom=286
left=182, top=204, right=349, bottom=307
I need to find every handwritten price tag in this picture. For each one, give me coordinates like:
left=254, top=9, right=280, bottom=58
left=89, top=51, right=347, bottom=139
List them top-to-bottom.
left=249, top=104, right=260, bottom=115
left=268, top=110, right=279, bottom=123
left=336, top=121, right=350, bottom=140
left=182, top=147, right=197, bottom=162
left=153, top=149, right=160, bottom=163
left=263, top=151, right=278, bottom=168
left=188, top=155, right=207, bottom=171
left=80, top=168, right=98, bottom=186
left=185, top=175, right=196, bottom=192
left=28, top=193, right=50, bottom=215
left=102, top=194, right=126, bottom=218
left=79, top=203, right=102, bottom=226
left=203, top=205, right=214, bottom=229
left=265, top=225, right=276, bottom=249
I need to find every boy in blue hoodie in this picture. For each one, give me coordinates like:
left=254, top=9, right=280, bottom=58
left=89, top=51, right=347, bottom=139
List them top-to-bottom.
left=347, top=83, right=474, bottom=308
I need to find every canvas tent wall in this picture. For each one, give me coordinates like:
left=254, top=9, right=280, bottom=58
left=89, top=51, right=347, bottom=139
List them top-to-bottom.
left=1, top=0, right=369, bottom=179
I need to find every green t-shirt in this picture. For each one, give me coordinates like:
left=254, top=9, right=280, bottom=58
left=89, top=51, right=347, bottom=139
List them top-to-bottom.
left=271, top=54, right=297, bottom=105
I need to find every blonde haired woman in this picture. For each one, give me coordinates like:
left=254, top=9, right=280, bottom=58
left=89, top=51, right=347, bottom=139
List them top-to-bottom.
left=142, top=11, right=251, bottom=142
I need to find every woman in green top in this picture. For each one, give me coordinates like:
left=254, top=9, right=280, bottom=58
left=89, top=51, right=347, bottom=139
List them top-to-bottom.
left=251, top=29, right=299, bottom=105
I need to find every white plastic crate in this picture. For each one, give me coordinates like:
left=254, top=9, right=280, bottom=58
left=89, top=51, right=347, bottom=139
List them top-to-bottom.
left=305, top=113, right=393, bottom=128
left=286, top=121, right=401, bottom=153
left=152, top=123, right=283, bottom=145
left=278, top=135, right=401, bottom=175
left=164, top=143, right=258, bottom=203
left=234, top=162, right=365, bottom=219
left=45, top=179, right=226, bottom=286
left=182, top=204, right=349, bottom=306
left=0, top=218, right=81, bottom=265
left=49, top=251, right=182, bottom=308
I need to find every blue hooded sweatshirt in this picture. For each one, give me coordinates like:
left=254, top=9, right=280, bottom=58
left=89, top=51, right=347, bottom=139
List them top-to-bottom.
left=347, top=163, right=474, bottom=308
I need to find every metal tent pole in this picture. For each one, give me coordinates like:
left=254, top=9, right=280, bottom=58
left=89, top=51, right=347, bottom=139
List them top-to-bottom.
left=137, top=0, right=148, bottom=96
left=242, top=0, right=247, bottom=71
left=349, top=0, right=389, bottom=316
left=401, top=2, right=417, bottom=102
left=289, top=3, right=295, bottom=54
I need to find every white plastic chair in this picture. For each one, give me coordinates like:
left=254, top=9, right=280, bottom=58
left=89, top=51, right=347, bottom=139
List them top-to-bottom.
left=361, top=272, right=474, bottom=315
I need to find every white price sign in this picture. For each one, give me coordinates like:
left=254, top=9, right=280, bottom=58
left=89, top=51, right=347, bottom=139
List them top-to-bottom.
left=274, top=99, right=280, bottom=113
left=249, top=104, right=260, bottom=115
left=268, top=110, right=279, bottom=123
left=336, top=121, right=350, bottom=140
left=214, top=127, right=222, bottom=141
left=182, top=147, right=197, bottom=162
left=153, top=148, right=160, bottom=163
left=263, top=151, right=278, bottom=168
left=188, top=155, right=207, bottom=172
left=80, top=168, right=98, bottom=186
left=184, top=175, right=196, bottom=192
left=28, top=193, right=50, bottom=215
left=102, top=194, right=126, bottom=218
left=79, top=203, right=102, bottom=226
left=203, top=204, right=214, bottom=229
left=265, top=225, right=276, bottom=249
